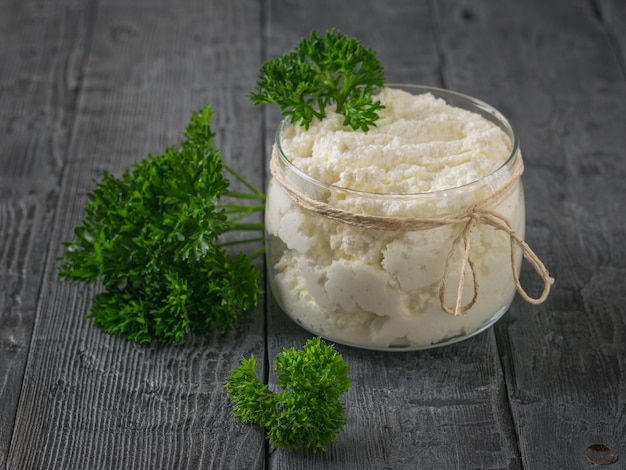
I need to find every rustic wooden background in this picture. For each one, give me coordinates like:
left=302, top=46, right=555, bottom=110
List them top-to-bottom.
left=1, top=0, right=625, bottom=468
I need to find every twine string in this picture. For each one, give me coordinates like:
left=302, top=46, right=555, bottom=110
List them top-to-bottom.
left=270, top=146, right=554, bottom=316
left=438, top=209, right=554, bottom=315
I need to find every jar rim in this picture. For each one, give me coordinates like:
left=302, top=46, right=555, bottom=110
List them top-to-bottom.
left=274, top=84, right=521, bottom=199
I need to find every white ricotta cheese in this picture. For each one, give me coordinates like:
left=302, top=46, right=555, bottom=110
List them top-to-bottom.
left=266, top=87, right=525, bottom=350
left=279, top=88, right=512, bottom=194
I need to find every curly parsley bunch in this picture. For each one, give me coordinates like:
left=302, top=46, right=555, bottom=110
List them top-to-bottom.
left=251, top=30, right=386, bottom=131
left=58, top=106, right=264, bottom=344
left=225, top=337, right=352, bottom=452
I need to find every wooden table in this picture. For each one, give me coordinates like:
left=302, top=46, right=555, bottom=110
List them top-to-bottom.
left=1, top=0, right=625, bottom=468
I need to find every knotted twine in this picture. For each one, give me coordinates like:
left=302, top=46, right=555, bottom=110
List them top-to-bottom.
left=270, top=145, right=555, bottom=316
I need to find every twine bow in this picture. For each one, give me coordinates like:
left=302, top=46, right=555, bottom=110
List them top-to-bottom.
left=270, top=146, right=554, bottom=316
left=438, top=208, right=553, bottom=315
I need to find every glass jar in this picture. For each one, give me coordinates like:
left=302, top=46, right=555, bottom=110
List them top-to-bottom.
left=265, top=85, right=532, bottom=351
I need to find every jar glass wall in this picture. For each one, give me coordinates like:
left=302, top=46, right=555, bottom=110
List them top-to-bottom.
left=265, top=85, right=525, bottom=351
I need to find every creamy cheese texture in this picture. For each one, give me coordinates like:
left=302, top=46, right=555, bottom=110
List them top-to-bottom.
left=267, top=87, right=524, bottom=350
left=279, top=88, right=512, bottom=194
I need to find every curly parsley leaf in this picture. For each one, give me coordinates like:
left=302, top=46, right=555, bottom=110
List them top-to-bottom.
left=251, top=30, right=386, bottom=131
left=58, top=105, right=264, bottom=344
left=225, top=337, right=352, bottom=452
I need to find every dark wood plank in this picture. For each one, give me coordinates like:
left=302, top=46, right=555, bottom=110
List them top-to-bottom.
left=0, top=0, right=98, bottom=467
left=434, top=0, right=626, bottom=468
left=5, top=1, right=266, bottom=468
left=263, top=1, right=521, bottom=468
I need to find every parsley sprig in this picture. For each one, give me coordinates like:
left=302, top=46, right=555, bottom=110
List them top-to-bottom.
left=251, top=30, right=386, bottom=131
left=58, top=105, right=264, bottom=344
left=225, top=337, right=352, bottom=452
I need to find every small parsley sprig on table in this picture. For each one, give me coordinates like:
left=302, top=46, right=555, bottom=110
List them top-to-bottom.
left=251, top=30, right=386, bottom=131
left=58, top=105, right=264, bottom=344
left=224, top=337, right=352, bottom=452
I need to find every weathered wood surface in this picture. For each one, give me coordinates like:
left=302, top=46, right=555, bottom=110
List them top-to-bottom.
left=0, top=0, right=98, bottom=467
left=1, top=0, right=625, bottom=469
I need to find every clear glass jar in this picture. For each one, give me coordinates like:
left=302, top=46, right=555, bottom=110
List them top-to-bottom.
left=265, top=85, right=525, bottom=351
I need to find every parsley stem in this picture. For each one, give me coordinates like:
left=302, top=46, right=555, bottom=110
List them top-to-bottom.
left=223, top=162, right=265, bottom=198
left=223, top=191, right=266, bottom=200
left=221, top=203, right=266, bottom=213
left=225, top=209, right=265, bottom=225
left=227, top=222, right=265, bottom=231
left=220, top=236, right=265, bottom=247
left=219, top=238, right=266, bottom=260
left=249, top=246, right=266, bottom=259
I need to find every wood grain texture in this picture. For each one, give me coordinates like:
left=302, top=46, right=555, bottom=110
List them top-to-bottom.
left=0, top=0, right=97, bottom=467
left=5, top=1, right=266, bottom=469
